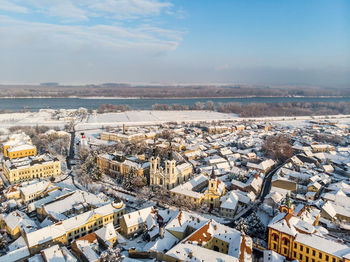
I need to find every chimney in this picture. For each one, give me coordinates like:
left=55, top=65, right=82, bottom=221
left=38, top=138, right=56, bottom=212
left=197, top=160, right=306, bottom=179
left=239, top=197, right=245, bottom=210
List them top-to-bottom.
left=160, top=225, right=164, bottom=239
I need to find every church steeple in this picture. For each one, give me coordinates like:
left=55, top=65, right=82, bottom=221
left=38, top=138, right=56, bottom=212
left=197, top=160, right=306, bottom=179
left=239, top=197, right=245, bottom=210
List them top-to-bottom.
left=168, top=141, right=173, bottom=160
left=210, top=167, right=215, bottom=179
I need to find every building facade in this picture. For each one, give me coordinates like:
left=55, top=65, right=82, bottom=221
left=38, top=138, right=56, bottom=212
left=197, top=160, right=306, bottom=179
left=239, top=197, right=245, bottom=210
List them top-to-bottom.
left=2, top=132, right=35, bottom=158
left=5, top=145, right=37, bottom=159
left=97, top=153, right=147, bottom=177
left=3, top=155, right=61, bottom=184
left=149, top=156, right=192, bottom=190
left=204, top=171, right=226, bottom=210
left=25, top=202, right=125, bottom=255
left=267, top=205, right=350, bottom=262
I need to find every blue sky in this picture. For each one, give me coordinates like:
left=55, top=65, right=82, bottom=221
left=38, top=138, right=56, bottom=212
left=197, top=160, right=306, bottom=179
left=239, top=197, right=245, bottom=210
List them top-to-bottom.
left=0, top=0, right=349, bottom=86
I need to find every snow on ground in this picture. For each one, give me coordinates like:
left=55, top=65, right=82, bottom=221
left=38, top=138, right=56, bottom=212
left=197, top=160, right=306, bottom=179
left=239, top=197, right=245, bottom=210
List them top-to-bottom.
left=0, top=109, right=350, bottom=132
left=79, top=110, right=239, bottom=130
left=0, top=111, right=67, bottom=128
left=275, top=119, right=311, bottom=128
left=55, top=176, right=79, bottom=191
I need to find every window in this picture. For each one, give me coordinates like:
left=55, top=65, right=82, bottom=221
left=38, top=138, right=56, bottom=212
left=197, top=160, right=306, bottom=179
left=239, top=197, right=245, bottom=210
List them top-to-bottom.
left=273, top=243, right=277, bottom=250
left=294, top=243, right=297, bottom=248
left=300, top=246, right=303, bottom=251
left=306, top=247, right=309, bottom=253
left=312, top=250, right=315, bottom=256
left=293, top=252, right=296, bottom=258
left=319, top=253, right=322, bottom=259
left=299, top=254, right=303, bottom=260
left=332, top=258, right=336, bottom=262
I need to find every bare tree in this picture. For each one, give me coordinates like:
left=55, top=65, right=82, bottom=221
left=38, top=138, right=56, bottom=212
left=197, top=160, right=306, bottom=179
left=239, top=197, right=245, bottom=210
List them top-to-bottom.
left=206, top=101, right=215, bottom=111
left=191, top=102, right=204, bottom=110
left=262, top=135, right=294, bottom=162
left=77, top=146, right=90, bottom=162
left=132, top=175, right=147, bottom=189
left=135, top=187, right=152, bottom=205
left=100, top=246, right=121, bottom=262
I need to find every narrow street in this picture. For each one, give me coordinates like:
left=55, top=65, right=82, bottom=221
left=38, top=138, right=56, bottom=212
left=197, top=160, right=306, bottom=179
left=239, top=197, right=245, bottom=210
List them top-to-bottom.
left=66, top=130, right=76, bottom=170
left=257, top=163, right=284, bottom=202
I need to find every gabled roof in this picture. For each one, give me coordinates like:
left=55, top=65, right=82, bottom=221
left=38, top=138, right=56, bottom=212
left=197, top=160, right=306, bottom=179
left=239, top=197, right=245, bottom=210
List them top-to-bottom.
left=26, top=203, right=124, bottom=248
left=122, top=206, right=154, bottom=228
left=4, top=210, right=37, bottom=233
left=166, top=210, right=208, bottom=235
left=180, top=219, right=252, bottom=261
left=95, top=223, right=117, bottom=242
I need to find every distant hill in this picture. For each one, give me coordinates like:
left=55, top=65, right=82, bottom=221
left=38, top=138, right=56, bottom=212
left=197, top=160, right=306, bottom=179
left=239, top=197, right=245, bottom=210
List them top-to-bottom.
left=40, top=82, right=59, bottom=86
left=0, top=84, right=348, bottom=98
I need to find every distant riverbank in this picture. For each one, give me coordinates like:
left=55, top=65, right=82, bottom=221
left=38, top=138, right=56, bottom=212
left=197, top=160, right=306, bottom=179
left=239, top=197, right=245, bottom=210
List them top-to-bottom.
left=1, top=96, right=350, bottom=112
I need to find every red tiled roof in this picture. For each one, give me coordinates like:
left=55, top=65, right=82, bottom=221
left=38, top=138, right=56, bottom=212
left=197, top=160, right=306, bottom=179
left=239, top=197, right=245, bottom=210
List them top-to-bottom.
left=182, top=221, right=212, bottom=246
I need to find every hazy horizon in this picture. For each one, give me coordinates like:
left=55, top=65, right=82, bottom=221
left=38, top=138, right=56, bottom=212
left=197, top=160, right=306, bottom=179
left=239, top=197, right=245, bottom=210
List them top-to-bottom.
left=0, top=0, right=349, bottom=86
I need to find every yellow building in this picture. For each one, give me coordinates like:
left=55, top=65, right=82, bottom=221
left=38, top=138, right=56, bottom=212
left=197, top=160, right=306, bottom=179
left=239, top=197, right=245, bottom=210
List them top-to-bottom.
left=206, top=125, right=231, bottom=134
left=235, top=125, right=245, bottom=132
left=100, top=130, right=155, bottom=143
left=2, top=132, right=35, bottom=158
left=5, top=144, right=37, bottom=159
left=311, top=144, right=335, bottom=153
left=97, top=153, right=147, bottom=177
left=3, top=154, right=61, bottom=184
left=204, top=170, right=226, bottom=210
left=169, top=171, right=226, bottom=210
left=169, top=174, right=208, bottom=207
left=2, top=180, right=56, bottom=202
left=19, top=180, right=59, bottom=204
left=3, top=184, right=21, bottom=200
left=24, top=202, right=125, bottom=255
left=267, top=204, right=350, bottom=262
left=120, top=206, right=154, bottom=238
left=1, top=210, right=38, bottom=239
left=164, top=214, right=252, bottom=262
left=95, top=223, right=118, bottom=247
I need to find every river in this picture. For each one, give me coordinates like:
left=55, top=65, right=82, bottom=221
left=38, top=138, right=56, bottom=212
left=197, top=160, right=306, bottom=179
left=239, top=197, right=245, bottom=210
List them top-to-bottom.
left=0, top=97, right=350, bottom=112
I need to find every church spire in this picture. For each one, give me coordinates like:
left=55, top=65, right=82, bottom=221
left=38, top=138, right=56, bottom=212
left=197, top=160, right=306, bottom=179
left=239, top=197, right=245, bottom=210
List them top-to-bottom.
left=168, top=141, right=173, bottom=160
left=210, top=167, right=215, bottom=179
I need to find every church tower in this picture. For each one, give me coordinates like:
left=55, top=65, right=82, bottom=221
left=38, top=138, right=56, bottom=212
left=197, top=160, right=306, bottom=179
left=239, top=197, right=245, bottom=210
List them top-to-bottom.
left=150, top=156, right=161, bottom=187
left=165, top=159, right=176, bottom=180
left=208, top=167, right=217, bottom=192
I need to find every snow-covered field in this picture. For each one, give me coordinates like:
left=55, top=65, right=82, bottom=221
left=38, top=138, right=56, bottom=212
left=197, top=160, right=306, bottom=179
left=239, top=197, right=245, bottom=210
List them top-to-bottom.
left=0, top=109, right=350, bottom=130
left=0, top=110, right=239, bottom=130
left=81, top=110, right=239, bottom=129
left=0, top=111, right=66, bottom=128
